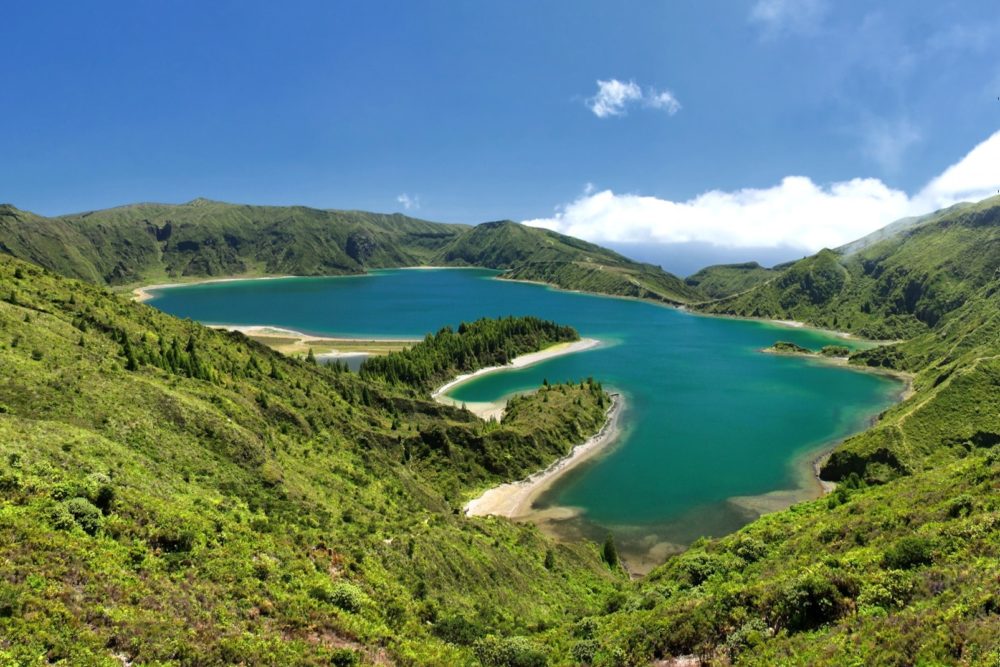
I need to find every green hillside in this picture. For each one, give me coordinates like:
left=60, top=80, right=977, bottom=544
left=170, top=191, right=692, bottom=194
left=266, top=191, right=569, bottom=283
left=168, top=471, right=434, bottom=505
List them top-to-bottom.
left=3, top=195, right=1000, bottom=665
left=697, top=196, right=1000, bottom=339
left=0, top=200, right=465, bottom=285
left=0, top=201, right=699, bottom=305
left=435, top=221, right=700, bottom=304
left=571, top=253, right=1000, bottom=665
left=0, top=255, right=624, bottom=665
left=684, top=261, right=779, bottom=299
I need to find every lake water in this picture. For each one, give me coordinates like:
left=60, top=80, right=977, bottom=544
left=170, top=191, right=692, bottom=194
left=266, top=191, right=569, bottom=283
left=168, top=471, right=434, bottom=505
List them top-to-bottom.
left=148, top=269, right=901, bottom=566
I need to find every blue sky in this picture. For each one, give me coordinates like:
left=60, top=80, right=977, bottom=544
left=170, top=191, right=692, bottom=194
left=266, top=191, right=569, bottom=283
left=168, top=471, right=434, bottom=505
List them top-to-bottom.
left=3, top=1, right=999, bottom=269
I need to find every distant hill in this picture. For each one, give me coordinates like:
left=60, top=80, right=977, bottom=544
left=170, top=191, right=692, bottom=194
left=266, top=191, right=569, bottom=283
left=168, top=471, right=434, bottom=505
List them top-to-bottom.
left=696, top=195, right=1000, bottom=339
left=0, top=199, right=698, bottom=304
left=435, top=220, right=699, bottom=304
left=684, top=261, right=778, bottom=299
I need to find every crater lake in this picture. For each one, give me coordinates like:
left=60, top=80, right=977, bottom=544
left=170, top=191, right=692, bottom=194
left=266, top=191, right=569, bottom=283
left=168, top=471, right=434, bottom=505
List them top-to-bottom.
left=145, top=268, right=902, bottom=570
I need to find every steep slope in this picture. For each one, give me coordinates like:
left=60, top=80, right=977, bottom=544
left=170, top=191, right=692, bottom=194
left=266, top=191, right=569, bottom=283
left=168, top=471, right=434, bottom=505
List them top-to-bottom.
left=698, top=196, right=1000, bottom=339
left=543, top=198, right=1000, bottom=665
left=0, top=199, right=466, bottom=284
left=0, top=201, right=700, bottom=305
left=835, top=203, right=971, bottom=256
left=436, top=220, right=700, bottom=304
left=567, top=248, right=1000, bottom=667
left=0, top=255, right=624, bottom=665
left=684, top=261, right=779, bottom=299
left=821, top=277, right=1000, bottom=483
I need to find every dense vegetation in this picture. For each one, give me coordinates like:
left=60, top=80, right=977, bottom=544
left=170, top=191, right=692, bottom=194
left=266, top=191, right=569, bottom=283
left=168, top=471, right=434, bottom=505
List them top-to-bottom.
left=2, top=194, right=999, bottom=665
left=697, top=196, right=1000, bottom=339
left=542, top=197, right=997, bottom=664
left=0, top=200, right=697, bottom=304
left=438, top=220, right=700, bottom=304
left=0, top=255, right=623, bottom=665
left=684, top=262, right=779, bottom=299
left=359, top=316, right=578, bottom=391
left=576, top=446, right=999, bottom=665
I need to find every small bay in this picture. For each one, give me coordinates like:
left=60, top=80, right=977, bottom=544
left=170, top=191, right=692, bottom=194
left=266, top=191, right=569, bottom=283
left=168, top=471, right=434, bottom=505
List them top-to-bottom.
left=148, top=268, right=902, bottom=568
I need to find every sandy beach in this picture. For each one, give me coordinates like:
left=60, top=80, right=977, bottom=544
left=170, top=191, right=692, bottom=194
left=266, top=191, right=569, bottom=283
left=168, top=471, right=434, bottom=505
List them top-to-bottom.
left=131, top=275, right=296, bottom=302
left=208, top=324, right=416, bottom=357
left=431, top=338, right=601, bottom=420
left=464, top=393, right=622, bottom=519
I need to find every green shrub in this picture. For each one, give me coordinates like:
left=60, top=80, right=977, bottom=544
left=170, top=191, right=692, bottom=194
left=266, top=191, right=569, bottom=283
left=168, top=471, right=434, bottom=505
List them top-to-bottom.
left=87, top=472, right=115, bottom=513
left=948, top=494, right=974, bottom=518
left=65, top=497, right=102, bottom=535
left=49, top=503, right=76, bottom=531
left=731, top=535, right=767, bottom=563
left=882, top=536, right=933, bottom=569
left=678, top=552, right=727, bottom=585
left=857, top=570, right=915, bottom=611
left=773, top=571, right=843, bottom=632
left=311, top=581, right=365, bottom=613
left=0, top=582, right=20, bottom=618
left=433, top=614, right=484, bottom=645
left=724, top=618, right=772, bottom=657
left=473, top=636, right=547, bottom=667
left=570, top=639, right=597, bottom=664
left=329, top=648, right=359, bottom=666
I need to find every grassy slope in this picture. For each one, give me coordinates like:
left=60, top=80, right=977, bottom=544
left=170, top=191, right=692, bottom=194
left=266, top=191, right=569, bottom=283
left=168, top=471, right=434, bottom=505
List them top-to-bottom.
left=4, top=196, right=1000, bottom=665
left=697, top=196, right=1000, bottom=339
left=0, top=201, right=699, bottom=305
left=565, top=202, right=1000, bottom=665
left=434, top=220, right=699, bottom=304
left=0, top=255, right=626, bottom=665
left=684, top=262, right=779, bottom=299
left=568, top=279, right=1000, bottom=666
left=582, top=447, right=999, bottom=666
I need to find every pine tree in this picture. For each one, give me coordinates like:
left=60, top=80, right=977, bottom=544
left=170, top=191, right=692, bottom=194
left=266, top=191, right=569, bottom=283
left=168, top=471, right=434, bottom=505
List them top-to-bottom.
left=123, top=338, right=139, bottom=371
left=602, top=533, right=619, bottom=569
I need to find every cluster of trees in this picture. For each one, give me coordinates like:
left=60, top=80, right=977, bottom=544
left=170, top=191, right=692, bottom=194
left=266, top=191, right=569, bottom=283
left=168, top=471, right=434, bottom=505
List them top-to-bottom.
left=359, top=316, right=578, bottom=390
left=118, top=330, right=213, bottom=381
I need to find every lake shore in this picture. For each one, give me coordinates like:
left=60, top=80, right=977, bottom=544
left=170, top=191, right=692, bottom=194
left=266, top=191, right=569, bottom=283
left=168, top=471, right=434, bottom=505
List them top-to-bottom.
left=130, top=275, right=300, bottom=302
left=208, top=324, right=416, bottom=357
left=431, top=338, right=601, bottom=419
left=761, top=346, right=915, bottom=401
left=464, top=393, right=622, bottom=519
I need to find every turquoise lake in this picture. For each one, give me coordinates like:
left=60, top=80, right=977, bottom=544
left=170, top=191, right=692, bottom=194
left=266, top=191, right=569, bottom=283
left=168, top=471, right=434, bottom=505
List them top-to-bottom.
left=147, top=268, right=902, bottom=565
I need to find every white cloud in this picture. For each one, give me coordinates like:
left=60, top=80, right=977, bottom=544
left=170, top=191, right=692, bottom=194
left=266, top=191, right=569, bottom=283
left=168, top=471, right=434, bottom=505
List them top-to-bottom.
left=750, top=0, right=828, bottom=37
left=587, top=79, right=681, bottom=118
left=588, top=80, right=642, bottom=118
left=646, top=90, right=682, bottom=115
left=523, top=130, right=1000, bottom=252
left=921, top=131, right=1000, bottom=205
left=396, top=193, right=420, bottom=210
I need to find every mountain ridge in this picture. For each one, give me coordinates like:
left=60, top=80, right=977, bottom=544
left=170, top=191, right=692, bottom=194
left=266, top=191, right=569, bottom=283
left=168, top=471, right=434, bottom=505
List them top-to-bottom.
left=0, top=200, right=698, bottom=305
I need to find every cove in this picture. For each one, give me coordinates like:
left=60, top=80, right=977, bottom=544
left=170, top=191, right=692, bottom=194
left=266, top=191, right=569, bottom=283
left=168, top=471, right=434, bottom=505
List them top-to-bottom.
left=146, top=268, right=902, bottom=569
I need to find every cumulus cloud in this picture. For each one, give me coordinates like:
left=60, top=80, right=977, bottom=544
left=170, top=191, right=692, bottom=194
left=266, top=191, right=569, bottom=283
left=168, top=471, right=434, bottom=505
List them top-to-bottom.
left=750, top=0, right=828, bottom=37
left=587, top=79, right=681, bottom=118
left=523, top=130, right=1000, bottom=253
left=396, top=193, right=420, bottom=210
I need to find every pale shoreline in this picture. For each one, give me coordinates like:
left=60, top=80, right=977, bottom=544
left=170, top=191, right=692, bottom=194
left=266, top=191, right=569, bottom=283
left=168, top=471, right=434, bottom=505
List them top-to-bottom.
left=130, top=267, right=478, bottom=302
left=131, top=275, right=295, bottom=302
left=208, top=324, right=417, bottom=358
left=430, top=338, right=601, bottom=420
left=464, top=393, right=622, bottom=519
